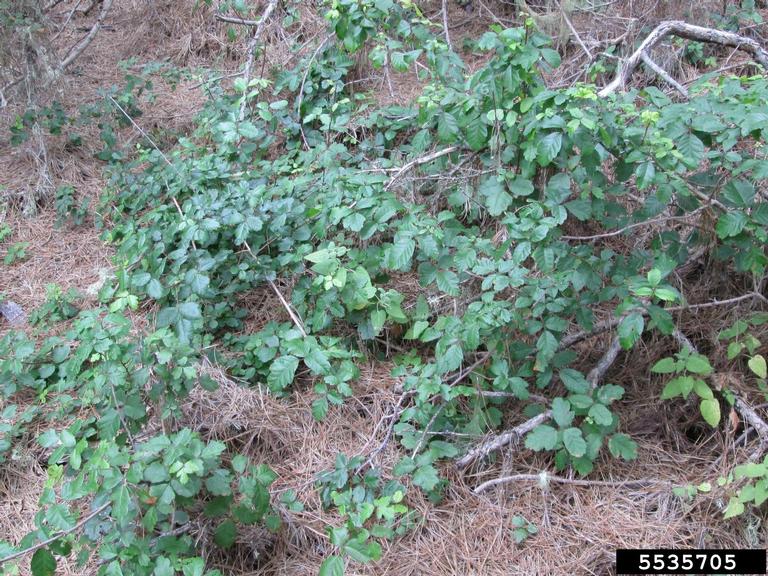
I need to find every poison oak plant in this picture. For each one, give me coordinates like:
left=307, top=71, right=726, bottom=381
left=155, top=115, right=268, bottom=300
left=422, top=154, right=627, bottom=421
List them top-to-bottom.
left=3, top=1, right=768, bottom=573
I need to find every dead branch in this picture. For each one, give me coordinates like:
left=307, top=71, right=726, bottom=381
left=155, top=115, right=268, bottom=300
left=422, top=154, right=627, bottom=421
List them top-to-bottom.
left=59, top=0, right=113, bottom=73
left=237, top=0, right=279, bottom=121
left=441, top=0, right=453, bottom=52
left=216, top=13, right=262, bottom=26
left=600, top=20, right=768, bottom=97
left=640, top=53, right=689, bottom=98
left=384, top=146, right=460, bottom=191
left=561, top=291, right=765, bottom=350
left=671, top=329, right=768, bottom=457
left=457, top=331, right=629, bottom=469
left=587, top=336, right=622, bottom=387
left=455, top=411, right=551, bottom=468
left=474, top=471, right=672, bottom=494
left=0, top=502, right=110, bottom=565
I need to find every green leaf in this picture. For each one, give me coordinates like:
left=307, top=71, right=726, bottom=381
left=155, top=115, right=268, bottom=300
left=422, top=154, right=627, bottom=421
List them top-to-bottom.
left=437, top=112, right=459, bottom=143
left=691, top=114, right=725, bottom=133
left=465, top=121, right=488, bottom=151
left=536, top=132, right=562, bottom=166
left=676, top=132, right=704, bottom=165
left=635, top=161, right=655, bottom=190
left=480, top=176, right=512, bottom=216
left=722, top=179, right=755, bottom=208
left=715, top=211, right=747, bottom=239
left=385, top=237, right=415, bottom=271
left=147, top=278, right=163, bottom=299
left=178, top=301, right=202, bottom=319
left=618, top=313, right=644, bottom=349
left=437, top=344, right=463, bottom=374
left=685, top=354, right=712, bottom=375
left=748, top=354, right=767, bottom=378
left=267, top=355, right=299, bottom=391
left=651, top=357, right=677, bottom=373
left=559, top=369, right=590, bottom=394
left=661, top=375, right=694, bottom=399
left=551, top=398, right=574, bottom=427
left=700, top=398, right=721, bottom=427
left=588, top=404, right=613, bottom=426
left=524, top=425, right=558, bottom=451
left=562, top=427, right=587, bottom=457
left=608, top=433, right=637, bottom=460
left=412, top=464, right=440, bottom=492
left=112, top=484, right=131, bottom=522
left=723, top=496, right=745, bottom=519
left=214, top=519, right=237, bottom=549
left=344, top=538, right=381, bottom=563
left=31, top=548, right=57, bottom=576
left=319, top=556, right=345, bottom=576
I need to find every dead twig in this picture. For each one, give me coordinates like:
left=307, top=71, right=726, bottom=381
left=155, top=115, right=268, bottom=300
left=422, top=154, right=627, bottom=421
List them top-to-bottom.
left=59, top=0, right=114, bottom=72
left=237, top=0, right=279, bottom=121
left=600, top=20, right=768, bottom=96
left=640, top=53, right=689, bottom=98
left=385, top=146, right=460, bottom=192
left=672, top=329, right=768, bottom=459
left=474, top=471, right=672, bottom=494
left=0, top=502, right=111, bottom=565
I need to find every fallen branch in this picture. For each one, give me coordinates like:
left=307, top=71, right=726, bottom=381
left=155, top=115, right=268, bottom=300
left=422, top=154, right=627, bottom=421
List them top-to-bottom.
left=59, top=0, right=114, bottom=72
left=237, top=0, right=279, bottom=121
left=216, top=13, right=261, bottom=26
left=599, top=20, right=768, bottom=97
left=640, top=53, right=689, bottom=98
left=384, top=146, right=460, bottom=191
left=672, top=329, right=768, bottom=454
left=458, top=330, right=625, bottom=469
left=587, top=336, right=622, bottom=387
left=455, top=411, right=550, bottom=468
left=475, top=471, right=672, bottom=494
left=0, top=502, right=110, bottom=565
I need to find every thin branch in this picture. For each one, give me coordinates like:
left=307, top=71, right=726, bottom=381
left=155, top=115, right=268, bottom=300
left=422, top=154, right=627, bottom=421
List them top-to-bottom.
left=59, top=0, right=114, bottom=72
left=237, top=0, right=279, bottom=121
left=441, top=0, right=453, bottom=52
left=561, top=5, right=592, bottom=60
left=216, top=13, right=261, bottom=26
left=600, top=20, right=768, bottom=96
left=296, top=35, right=332, bottom=150
left=640, top=53, right=689, bottom=98
left=384, top=146, right=460, bottom=191
left=561, top=207, right=705, bottom=241
left=242, top=241, right=307, bottom=337
left=560, top=291, right=765, bottom=350
left=672, top=329, right=768, bottom=454
left=458, top=330, right=628, bottom=469
left=587, top=336, right=622, bottom=387
left=357, top=391, right=411, bottom=472
left=455, top=411, right=551, bottom=468
left=475, top=471, right=672, bottom=494
left=0, top=502, right=110, bottom=565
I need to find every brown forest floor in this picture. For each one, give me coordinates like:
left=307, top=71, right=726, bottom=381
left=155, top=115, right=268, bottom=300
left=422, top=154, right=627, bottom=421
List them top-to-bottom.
left=1, top=1, right=768, bottom=574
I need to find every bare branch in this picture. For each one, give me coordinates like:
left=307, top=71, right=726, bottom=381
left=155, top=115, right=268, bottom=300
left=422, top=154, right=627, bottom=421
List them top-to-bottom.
left=59, top=0, right=114, bottom=72
left=237, top=0, right=279, bottom=121
left=441, top=0, right=453, bottom=52
left=216, top=13, right=261, bottom=26
left=600, top=20, right=768, bottom=96
left=640, top=53, right=689, bottom=98
left=385, top=146, right=460, bottom=191
left=672, top=329, right=768, bottom=453
left=455, top=411, right=551, bottom=468
left=475, top=471, right=672, bottom=494
left=0, top=502, right=110, bottom=565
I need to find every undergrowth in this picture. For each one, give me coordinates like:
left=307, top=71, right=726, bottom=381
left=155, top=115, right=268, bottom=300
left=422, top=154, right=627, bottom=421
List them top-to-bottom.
left=2, top=1, right=768, bottom=574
